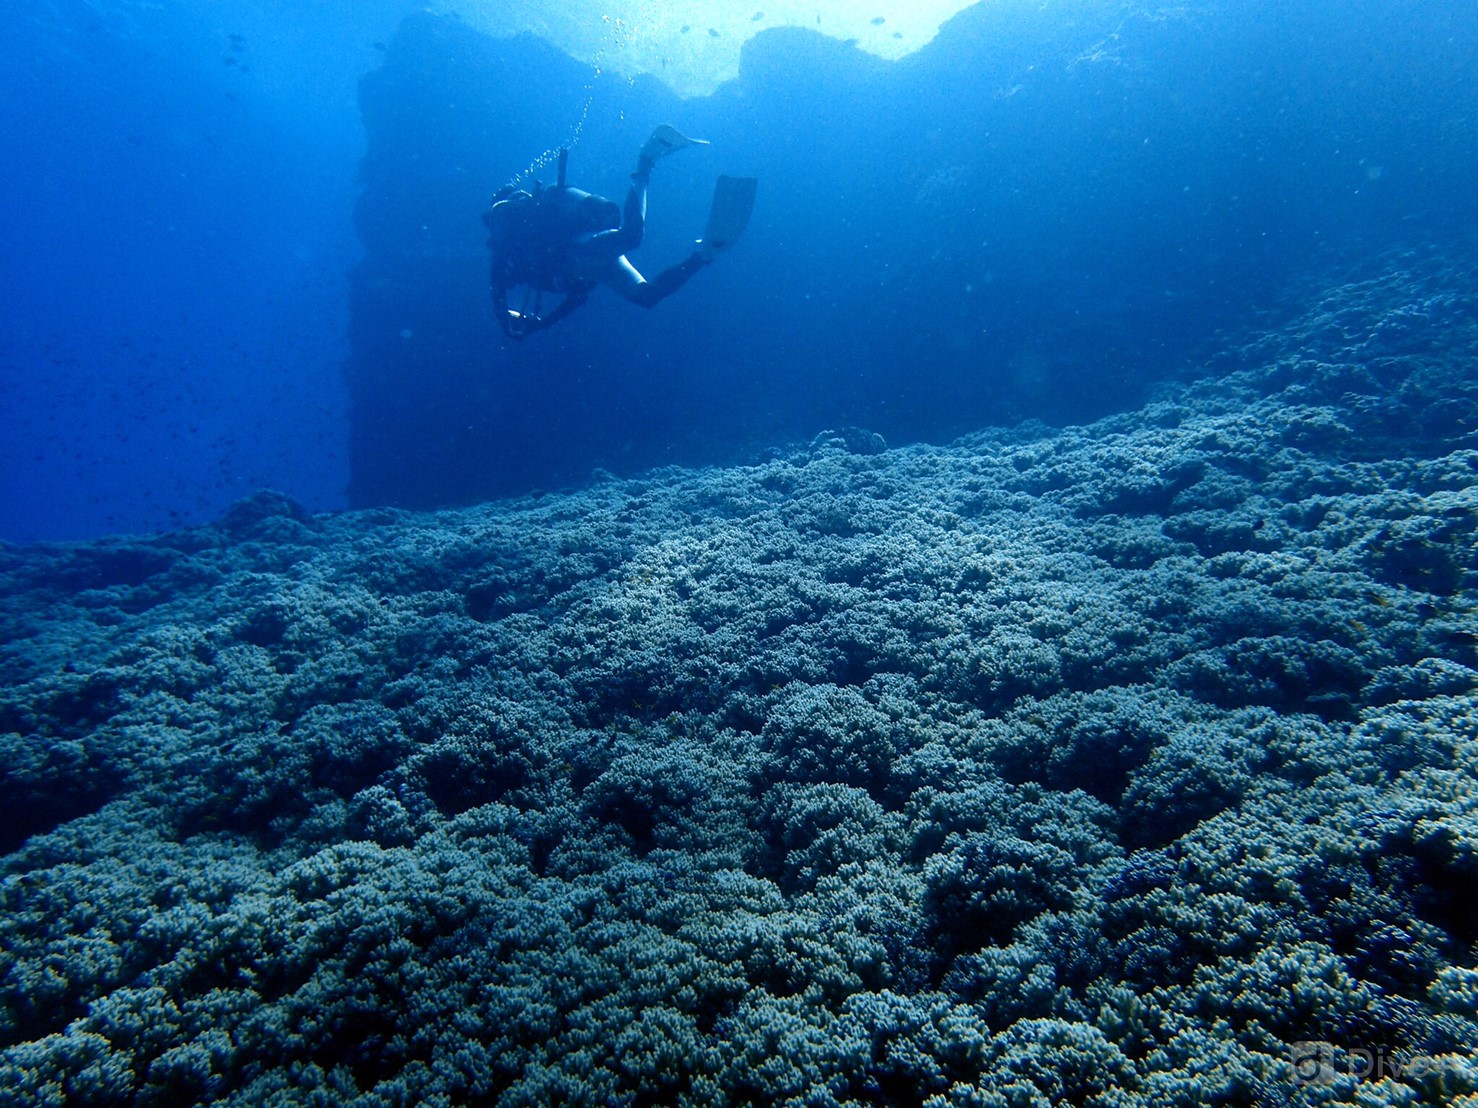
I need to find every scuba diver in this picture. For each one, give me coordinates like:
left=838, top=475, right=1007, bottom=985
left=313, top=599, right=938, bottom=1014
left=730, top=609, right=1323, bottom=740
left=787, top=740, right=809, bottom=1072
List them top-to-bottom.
left=484, top=125, right=757, bottom=339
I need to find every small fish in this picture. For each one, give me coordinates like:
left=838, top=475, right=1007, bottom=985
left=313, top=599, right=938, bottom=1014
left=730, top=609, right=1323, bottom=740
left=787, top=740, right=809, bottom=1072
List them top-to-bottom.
left=752, top=11, right=764, bottom=20
left=871, top=16, right=886, bottom=25
left=681, top=24, right=691, bottom=33
left=709, top=27, right=720, bottom=37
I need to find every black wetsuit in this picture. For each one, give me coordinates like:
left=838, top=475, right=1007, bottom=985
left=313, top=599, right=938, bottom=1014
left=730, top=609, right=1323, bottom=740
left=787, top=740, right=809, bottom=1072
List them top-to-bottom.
left=485, top=171, right=706, bottom=338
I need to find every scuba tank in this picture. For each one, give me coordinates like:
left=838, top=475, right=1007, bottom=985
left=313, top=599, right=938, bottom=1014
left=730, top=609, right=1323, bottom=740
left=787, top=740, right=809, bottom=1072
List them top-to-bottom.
left=485, top=147, right=618, bottom=291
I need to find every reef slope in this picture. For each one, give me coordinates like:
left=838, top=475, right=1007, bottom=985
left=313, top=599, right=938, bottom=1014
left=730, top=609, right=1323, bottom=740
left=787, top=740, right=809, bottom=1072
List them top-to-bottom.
left=2, top=259, right=1477, bottom=1104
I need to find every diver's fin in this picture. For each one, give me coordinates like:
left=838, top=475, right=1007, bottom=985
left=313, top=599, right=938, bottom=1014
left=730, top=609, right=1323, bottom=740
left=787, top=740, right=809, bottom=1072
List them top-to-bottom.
left=639, top=124, right=709, bottom=169
left=702, top=175, right=758, bottom=253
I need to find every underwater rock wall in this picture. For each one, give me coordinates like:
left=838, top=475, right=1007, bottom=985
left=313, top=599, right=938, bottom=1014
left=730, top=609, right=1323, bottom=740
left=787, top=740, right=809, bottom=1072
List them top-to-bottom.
left=347, top=3, right=1478, bottom=514
left=3, top=254, right=1477, bottom=1103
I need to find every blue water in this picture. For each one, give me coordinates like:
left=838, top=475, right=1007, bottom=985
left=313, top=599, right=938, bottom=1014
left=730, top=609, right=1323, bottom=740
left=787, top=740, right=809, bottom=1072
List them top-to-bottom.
left=4, top=0, right=1476, bottom=541
left=0, top=1, right=398, bottom=542
left=5, top=5, right=1478, bottom=1099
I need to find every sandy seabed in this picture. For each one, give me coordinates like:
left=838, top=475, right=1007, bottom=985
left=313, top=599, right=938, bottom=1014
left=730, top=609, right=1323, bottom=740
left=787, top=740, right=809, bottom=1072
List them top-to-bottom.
left=2, top=259, right=1477, bottom=1105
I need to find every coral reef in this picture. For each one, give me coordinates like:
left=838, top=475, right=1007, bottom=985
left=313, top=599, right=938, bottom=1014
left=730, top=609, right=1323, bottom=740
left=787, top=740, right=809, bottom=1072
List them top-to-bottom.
left=2, top=257, right=1477, bottom=1104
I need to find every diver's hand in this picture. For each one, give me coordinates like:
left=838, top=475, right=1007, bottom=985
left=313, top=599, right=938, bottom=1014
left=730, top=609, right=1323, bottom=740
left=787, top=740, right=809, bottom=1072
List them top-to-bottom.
left=504, top=310, right=537, bottom=339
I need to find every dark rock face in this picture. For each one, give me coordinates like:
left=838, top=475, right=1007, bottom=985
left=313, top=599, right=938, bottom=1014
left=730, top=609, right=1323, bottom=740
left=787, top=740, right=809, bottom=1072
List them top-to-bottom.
left=346, top=5, right=1478, bottom=513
